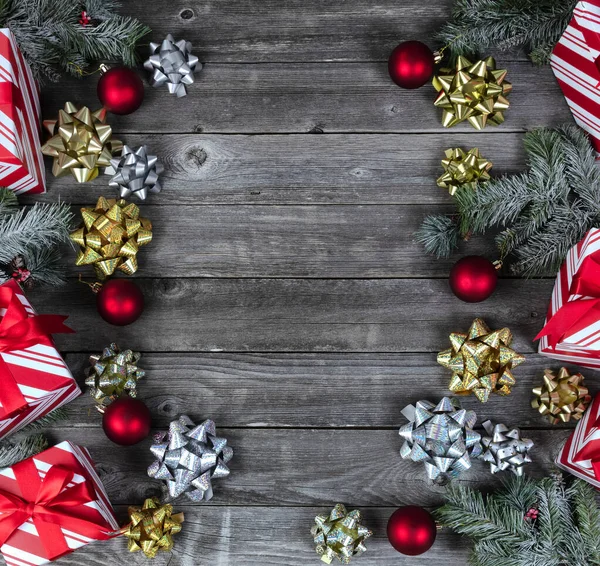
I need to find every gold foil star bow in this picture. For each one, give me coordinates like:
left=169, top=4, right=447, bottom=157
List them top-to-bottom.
left=433, top=56, right=512, bottom=130
left=41, top=102, right=122, bottom=182
left=437, top=147, right=492, bottom=195
left=70, top=196, right=152, bottom=279
left=437, top=318, right=525, bottom=403
left=85, top=343, right=145, bottom=408
left=532, top=368, right=591, bottom=425
left=122, top=497, right=184, bottom=558
left=311, top=504, right=372, bottom=564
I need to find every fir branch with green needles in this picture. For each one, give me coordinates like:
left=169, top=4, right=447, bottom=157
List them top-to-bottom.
left=0, top=0, right=151, bottom=82
left=437, top=0, right=577, bottom=65
left=416, top=125, right=600, bottom=277
left=0, top=188, right=73, bottom=287
left=435, top=474, right=600, bottom=566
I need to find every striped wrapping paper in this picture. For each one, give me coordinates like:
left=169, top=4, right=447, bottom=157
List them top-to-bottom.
left=0, top=29, right=45, bottom=194
left=538, top=228, right=600, bottom=368
left=0, top=280, right=80, bottom=439
left=556, top=394, right=600, bottom=488
left=0, top=441, right=119, bottom=566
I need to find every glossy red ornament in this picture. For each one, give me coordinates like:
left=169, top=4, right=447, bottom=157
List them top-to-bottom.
left=388, top=41, right=435, bottom=89
left=97, top=67, right=144, bottom=115
left=449, top=255, right=498, bottom=303
left=96, top=279, right=145, bottom=326
left=102, top=397, right=151, bottom=446
left=387, top=506, right=437, bottom=556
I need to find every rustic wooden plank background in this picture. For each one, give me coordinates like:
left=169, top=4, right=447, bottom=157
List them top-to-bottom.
left=29, top=1, right=591, bottom=564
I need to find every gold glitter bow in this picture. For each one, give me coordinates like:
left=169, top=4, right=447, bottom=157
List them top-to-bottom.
left=433, top=56, right=512, bottom=130
left=41, top=102, right=122, bottom=182
left=437, top=148, right=492, bottom=195
left=70, top=197, right=152, bottom=279
left=437, top=318, right=525, bottom=403
left=85, top=343, right=145, bottom=408
left=532, top=368, right=591, bottom=425
left=122, top=497, right=184, bottom=558
left=311, top=504, right=372, bottom=564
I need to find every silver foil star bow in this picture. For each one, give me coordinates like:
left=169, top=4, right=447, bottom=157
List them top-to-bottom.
left=105, top=145, right=163, bottom=201
left=479, top=420, right=533, bottom=476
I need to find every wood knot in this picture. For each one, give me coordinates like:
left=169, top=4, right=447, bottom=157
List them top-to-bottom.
left=180, top=8, right=194, bottom=20
left=186, top=147, right=207, bottom=168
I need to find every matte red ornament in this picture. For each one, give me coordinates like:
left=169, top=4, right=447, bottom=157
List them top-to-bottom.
left=388, top=41, right=435, bottom=89
left=97, top=67, right=144, bottom=115
left=449, top=255, right=498, bottom=303
left=96, top=279, right=145, bottom=326
left=102, top=397, right=151, bottom=445
left=387, top=506, right=437, bottom=556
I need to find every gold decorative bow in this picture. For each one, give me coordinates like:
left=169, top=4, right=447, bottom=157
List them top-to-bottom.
left=433, top=56, right=512, bottom=130
left=41, top=102, right=122, bottom=182
left=437, top=148, right=492, bottom=195
left=70, top=197, right=153, bottom=280
left=438, top=318, right=525, bottom=403
left=85, top=343, right=145, bottom=407
left=532, top=368, right=591, bottom=425
left=122, top=497, right=184, bottom=558
left=311, top=504, right=372, bottom=564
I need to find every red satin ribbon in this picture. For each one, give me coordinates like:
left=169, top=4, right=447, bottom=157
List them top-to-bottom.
left=535, top=253, right=600, bottom=349
left=0, top=282, right=74, bottom=417
left=0, top=459, right=113, bottom=559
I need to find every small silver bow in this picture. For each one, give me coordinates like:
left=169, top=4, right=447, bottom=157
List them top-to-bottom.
left=144, top=34, right=200, bottom=97
left=106, top=145, right=163, bottom=201
left=399, top=397, right=482, bottom=484
left=148, top=415, right=233, bottom=502
left=480, top=420, right=533, bottom=476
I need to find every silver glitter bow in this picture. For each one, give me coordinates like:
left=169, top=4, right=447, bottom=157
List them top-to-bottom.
left=144, top=34, right=200, bottom=97
left=105, top=145, right=163, bottom=201
left=84, top=343, right=145, bottom=408
left=399, top=397, right=482, bottom=484
left=148, top=415, right=233, bottom=502
left=480, top=420, right=533, bottom=476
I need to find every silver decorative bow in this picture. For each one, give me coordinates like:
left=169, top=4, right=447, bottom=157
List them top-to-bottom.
left=144, top=34, right=200, bottom=97
left=105, top=145, right=163, bottom=201
left=399, top=397, right=482, bottom=484
left=148, top=415, right=233, bottom=502
left=480, top=420, right=533, bottom=476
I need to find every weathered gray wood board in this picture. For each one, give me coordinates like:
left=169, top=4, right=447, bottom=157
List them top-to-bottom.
left=33, top=0, right=582, bottom=564
left=42, top=62, right=569, bottom=134
left=35, top=278, right=552, bottom=352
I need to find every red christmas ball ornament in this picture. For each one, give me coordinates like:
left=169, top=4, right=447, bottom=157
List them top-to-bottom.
left=388, top=41, right=435, bottom=89
left=97, top=66, right=144, bottom=115
left=449, top=255, right=498, bottom=303
left=96, top=279, right=145, bottom=326
left=102, top=397, right=151, bottom=445
left=387, top=506, right=437, bottom=556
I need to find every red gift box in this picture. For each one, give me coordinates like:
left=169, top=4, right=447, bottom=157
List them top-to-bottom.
left=0, top=29, right=45, bottom=194
left=536, top=228, right=600, bottom=368
left=0, top=279, right=80, bottom=439
left=556, top=394, right=600, bottom=488
left=0, top=440, right=119, bottom=565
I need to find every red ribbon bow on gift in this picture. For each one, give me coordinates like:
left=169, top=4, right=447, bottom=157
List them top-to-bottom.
left=535, top=253, right=600, bottom=349
left=0, top=281, right=74, bottom=417
left=0, top=458, right=113, bottom=559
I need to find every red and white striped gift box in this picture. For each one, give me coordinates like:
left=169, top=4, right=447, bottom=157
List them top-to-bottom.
left=551, top=1, right=600, bottom=156
left=0, top=29, right=45, bottom=194
left=537, top=228, right=600, bottom=368
left=0, top=280, right=80, bottom=439
left=556, top=394, right=600, bottom=488
left=0, top=441, right=119, bottom=565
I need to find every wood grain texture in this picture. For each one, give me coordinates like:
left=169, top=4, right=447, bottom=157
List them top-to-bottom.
left=41, top=62, right=570, bottom=134
left=29, top=133, right=527, bottom=206
left=59, top=203, right=496, bottom=278
left=32, top=278, right=552, bottom=353
left=64, top=353, right=595, bottom=429
left=46, top=427, right=570, bottom=507
left=56, top=506, right=469, bottom=566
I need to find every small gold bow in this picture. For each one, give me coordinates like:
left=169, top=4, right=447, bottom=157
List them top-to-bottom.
left=437, top=148, right=492, bottom=195
left=532, top=368, right=591, bottom=424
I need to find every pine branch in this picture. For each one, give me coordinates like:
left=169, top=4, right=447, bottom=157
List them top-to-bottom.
left=437, top=0, right=577, bottom=65
left=0, top=187, right=18, bottom=217
left=414, top=214, right=461, bottom=258
left=17, top=407, right=68, bottom=433
left=0, top=434, right=47, bottom=468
